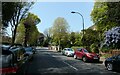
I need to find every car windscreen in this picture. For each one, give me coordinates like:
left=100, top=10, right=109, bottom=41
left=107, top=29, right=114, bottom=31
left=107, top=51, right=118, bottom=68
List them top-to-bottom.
left=25, top=47, right=32, bottom=51
left=2, top=48, right=12, bottom=55
left=67, top=48, right=73, bottom=51
left=77, top=48, right=82, bottom=51
left=83, top=49, right=89, bottom=53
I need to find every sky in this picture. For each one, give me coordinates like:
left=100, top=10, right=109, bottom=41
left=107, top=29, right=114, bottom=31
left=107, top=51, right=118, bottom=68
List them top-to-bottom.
left=7, top=2, right=94, bottom=36
left=29, top=2, right=94, bottom=33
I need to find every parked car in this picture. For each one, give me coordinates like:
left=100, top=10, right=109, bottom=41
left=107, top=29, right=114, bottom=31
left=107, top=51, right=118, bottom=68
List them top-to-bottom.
left=0, top=44, right=26, bottom=74
left=31, top=46, right=37, bottom=54
left=24, top=47, right=34, bottom=60
left=61, top=48, right=74, bottom=56
left=74, top=48, right=100, bottom=62
left=104, top=54, right=120, bottom=71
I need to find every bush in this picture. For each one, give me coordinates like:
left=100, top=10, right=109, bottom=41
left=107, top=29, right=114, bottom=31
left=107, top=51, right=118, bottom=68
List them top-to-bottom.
left=104, top=26, right=120, bottom=49
left=90, top=43, right=99, bottom=53
left=100, top=45, right=110, bottom=53
left=71, top=46, right=83, bottom=50
left=71, top=46, right=90, bottom=51
left=101, top=53, right=112, bottom=58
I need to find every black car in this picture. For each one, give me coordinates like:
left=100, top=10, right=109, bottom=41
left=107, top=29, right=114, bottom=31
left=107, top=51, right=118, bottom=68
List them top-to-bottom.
left=0, top=44, right=26, bottom=74
left=104, top=54, right=120, bottom=71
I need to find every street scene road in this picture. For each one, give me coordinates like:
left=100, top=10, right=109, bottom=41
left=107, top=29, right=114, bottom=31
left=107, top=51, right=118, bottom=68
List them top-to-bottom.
left=1, top=2, right=120, bottom=75
left=16, top=47, right=120, bottom=75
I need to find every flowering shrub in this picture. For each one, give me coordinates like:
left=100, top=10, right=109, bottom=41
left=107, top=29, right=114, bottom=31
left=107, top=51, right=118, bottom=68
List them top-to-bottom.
left=104, top=26, right=120, bottom=49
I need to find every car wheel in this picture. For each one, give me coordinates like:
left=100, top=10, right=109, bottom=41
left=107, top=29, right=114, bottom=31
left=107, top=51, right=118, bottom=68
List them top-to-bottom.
left=74, top=55, right=77, bottom=59
left=82, top=56, right=87, bottom=62
left=106, top=63, right=113, bottom=71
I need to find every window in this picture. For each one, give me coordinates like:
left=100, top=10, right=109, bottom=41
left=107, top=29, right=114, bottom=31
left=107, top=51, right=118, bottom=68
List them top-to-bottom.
left=67, top=48, right=73, bottom=51
left=77, top=48, right=82, bottom=51
left=83, top=49, right=89, bottom=53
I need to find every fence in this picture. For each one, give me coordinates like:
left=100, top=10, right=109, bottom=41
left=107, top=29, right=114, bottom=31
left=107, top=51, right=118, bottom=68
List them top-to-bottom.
left=49, top=46, right=61, bottom=51
left=100, top=49, right=120, bottom=58
left=110, top=50, right=120, bottom=56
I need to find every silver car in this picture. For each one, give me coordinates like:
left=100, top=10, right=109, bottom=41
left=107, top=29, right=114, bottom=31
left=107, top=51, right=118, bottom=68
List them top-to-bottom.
left=24, top=47, right=34, bottom=61
left=61, top=48, right=74, bottom=56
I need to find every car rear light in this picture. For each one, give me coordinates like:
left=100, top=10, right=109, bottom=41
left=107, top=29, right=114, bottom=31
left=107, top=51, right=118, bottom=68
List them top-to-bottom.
left=0, top=66, right=18, bottom=74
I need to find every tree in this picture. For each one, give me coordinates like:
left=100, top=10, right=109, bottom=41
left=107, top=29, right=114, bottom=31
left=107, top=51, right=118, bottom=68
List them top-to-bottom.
left=91, top=1, right=120, bottom=51
left=2, top=2, right=34, bottom=46
left=2, top=2, right=16, bottom=27
left=2, top=2, right=17, bottom=43
left=91, top=2, right=120, bottom=32
left=16, top=13, right=41, bottom=46
left=23, top=13, right=40, bottom=46
left=50, top=17, right=69, bottom=49
left=15, top=23, right=25, bottom=44
left=28, top=25, right=40, bottom=46
left=43, top=28, right=52, bottom=47
left=44, top=28, right=51, bottom=38
left=82, top=29, right=99, bottom=50
left=69, top=32, right=76, bottom=46
left=74, top=32, right=82, bottom=46
left=38, top=33, right=45, bottom=46
left=90, top=43, right=99, bottom=53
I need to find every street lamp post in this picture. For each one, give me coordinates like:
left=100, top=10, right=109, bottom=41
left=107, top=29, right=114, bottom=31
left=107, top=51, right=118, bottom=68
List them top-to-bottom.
left=71, top=11, right=84, bottom=47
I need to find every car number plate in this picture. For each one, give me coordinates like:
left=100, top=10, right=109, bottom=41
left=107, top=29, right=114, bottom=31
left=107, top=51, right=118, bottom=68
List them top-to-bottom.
left=94, top=57, right=98, bottom=59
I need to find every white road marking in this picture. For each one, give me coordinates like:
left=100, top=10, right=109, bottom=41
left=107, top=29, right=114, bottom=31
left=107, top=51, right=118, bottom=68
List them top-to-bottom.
left=62, top=61, right=78, bottom=71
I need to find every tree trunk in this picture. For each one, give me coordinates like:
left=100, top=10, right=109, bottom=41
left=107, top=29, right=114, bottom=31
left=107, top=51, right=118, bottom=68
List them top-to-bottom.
left=11, top=25, right=17, bottom=46
left=24, top=28, right=28, bottom=47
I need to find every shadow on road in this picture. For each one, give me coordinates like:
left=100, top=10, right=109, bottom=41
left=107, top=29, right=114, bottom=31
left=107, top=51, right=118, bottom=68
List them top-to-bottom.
left=86, top=61, right=103, bottom=64
left=112, top=70, right=120, bottom=73
left=15, top=72, right=120, bottom=75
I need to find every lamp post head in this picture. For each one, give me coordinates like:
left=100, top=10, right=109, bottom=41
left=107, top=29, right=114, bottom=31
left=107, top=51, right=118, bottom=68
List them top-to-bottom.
left=71, top=11, right=76, bottom=13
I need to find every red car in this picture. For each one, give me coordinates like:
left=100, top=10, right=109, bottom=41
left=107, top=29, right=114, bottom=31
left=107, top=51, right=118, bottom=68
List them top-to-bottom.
left=74, top=48, right=100, bottom=62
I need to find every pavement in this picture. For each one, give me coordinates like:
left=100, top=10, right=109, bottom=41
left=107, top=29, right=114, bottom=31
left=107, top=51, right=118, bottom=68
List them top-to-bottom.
left=100, top=57, right=106, bottom=64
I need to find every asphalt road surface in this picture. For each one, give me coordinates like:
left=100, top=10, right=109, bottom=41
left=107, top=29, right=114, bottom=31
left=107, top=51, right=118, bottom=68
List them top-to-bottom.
left=16, top=47, right=120, bottom=75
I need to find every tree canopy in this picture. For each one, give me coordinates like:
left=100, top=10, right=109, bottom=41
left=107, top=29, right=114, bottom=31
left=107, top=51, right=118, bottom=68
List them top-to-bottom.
left=91, top=1, right=120, bottom=51
left=2, top=2, right=34, bottom=45
left=2, top=2, right=16, bottom=27
left=91, top=2, right=120, bottom=32
left=16, top=13, right=41, bottom=46
left=50, top=17, right=69, bottom=49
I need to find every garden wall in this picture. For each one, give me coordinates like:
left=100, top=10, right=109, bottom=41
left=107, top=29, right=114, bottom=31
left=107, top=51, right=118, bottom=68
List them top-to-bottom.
left=110, top=50, right=120, bottom=56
